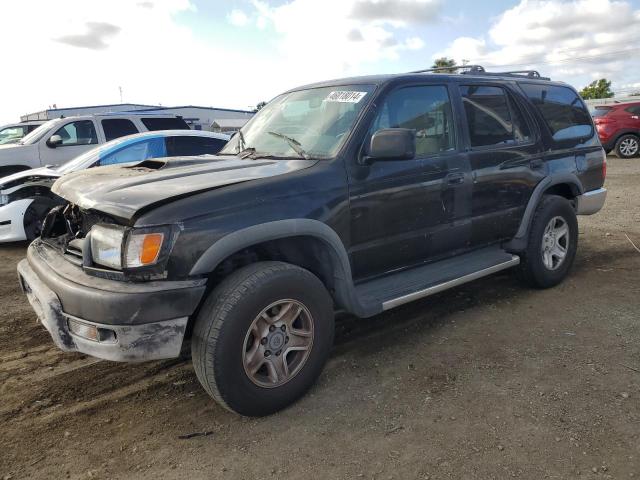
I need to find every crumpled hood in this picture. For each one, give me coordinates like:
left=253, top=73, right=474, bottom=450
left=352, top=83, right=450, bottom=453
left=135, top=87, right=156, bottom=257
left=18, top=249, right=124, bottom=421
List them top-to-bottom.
left=52, top=155, right=317, bottom=221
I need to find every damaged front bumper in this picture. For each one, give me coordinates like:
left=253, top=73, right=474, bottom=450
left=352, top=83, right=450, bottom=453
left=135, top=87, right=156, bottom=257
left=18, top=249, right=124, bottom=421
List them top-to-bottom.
left=17, top=240, right=207, bottom=362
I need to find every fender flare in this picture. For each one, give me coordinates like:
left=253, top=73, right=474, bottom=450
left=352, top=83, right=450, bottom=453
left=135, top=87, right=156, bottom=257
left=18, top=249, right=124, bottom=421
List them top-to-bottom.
left=504, top=173, right=584, bottom=252
left=189, top=219, right=365, bottom=316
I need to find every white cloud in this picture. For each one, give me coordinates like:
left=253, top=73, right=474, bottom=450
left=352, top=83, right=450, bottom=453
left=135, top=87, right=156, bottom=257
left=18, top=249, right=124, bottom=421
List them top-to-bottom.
left=0, top=0, right=440, bottom=125
left=251, top=0, right=432, bottom=78
left=435, top=0, right=640, bottom=91
left=227, top=9, right=250, bottom=27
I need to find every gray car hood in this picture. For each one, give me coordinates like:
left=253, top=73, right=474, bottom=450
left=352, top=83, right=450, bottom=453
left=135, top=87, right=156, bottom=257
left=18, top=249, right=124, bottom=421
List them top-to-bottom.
left=52, top=155, right=317, bottom=222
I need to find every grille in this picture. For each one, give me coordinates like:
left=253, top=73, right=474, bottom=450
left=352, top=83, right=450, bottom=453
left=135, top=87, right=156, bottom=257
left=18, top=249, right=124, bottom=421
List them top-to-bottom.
left=64, top=238, right=84, bottom=266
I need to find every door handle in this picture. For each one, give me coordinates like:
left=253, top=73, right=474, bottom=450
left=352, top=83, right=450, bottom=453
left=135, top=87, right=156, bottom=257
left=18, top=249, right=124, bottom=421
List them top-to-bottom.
left=446, top=172, right=465, bottom=185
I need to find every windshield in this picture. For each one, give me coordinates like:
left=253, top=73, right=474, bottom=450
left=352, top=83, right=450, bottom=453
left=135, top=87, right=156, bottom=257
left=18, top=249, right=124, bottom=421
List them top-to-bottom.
left=219, top=84, right=375, bottom=159
left=18, top=119, right=58, bottom=145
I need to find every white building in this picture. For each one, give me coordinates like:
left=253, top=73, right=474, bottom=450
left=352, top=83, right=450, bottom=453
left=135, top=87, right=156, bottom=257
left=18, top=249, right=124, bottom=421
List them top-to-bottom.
left=21, top=104, right=254, bottom=132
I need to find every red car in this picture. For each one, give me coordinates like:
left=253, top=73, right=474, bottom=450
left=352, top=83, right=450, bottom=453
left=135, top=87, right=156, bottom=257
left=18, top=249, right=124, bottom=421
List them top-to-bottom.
left=592, top=102, right=640, bottom=158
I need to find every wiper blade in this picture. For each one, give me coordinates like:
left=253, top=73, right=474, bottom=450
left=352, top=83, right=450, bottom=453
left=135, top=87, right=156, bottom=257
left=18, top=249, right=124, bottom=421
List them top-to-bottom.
left=267, top=131, right=309, bottom=159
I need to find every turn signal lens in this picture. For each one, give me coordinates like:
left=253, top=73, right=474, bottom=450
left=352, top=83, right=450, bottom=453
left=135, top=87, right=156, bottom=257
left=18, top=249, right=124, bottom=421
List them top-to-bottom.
left=125, top=232, right=164, bottom=267
left=141, top=233, right=163, bottom=264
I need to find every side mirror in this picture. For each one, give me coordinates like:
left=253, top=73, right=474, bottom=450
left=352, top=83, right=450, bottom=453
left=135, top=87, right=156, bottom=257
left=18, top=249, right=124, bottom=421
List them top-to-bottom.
left=366, top=128, right=415, bottom=162
left=47, top=135, right=63, bottom=148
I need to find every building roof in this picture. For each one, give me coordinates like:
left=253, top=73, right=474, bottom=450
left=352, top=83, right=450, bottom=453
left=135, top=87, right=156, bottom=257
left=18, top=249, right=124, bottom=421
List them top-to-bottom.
left=130, top=105, right=254, bottom=114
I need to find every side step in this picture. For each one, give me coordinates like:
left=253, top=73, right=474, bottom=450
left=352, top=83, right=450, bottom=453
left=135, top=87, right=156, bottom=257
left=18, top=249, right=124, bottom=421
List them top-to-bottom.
left=354, top=246, right=520, bottom=316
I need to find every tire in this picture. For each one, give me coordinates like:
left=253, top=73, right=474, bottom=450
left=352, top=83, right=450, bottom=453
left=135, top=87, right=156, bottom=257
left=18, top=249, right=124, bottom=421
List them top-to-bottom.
left=614, top=134, right=640, bottom=158
left=517, top=195, right=578, bottom=289
left=23, top=197, right=59, bottom=241
left=191, top=261, right=334, bottom=416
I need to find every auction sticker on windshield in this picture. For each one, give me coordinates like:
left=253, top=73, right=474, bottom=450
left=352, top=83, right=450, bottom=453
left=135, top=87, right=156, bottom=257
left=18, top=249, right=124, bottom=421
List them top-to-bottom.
left=324, top=91, right=368, bottom=103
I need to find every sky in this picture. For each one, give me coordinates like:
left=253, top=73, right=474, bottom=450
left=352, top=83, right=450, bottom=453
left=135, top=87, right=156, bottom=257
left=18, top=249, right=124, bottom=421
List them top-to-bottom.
left=1, top=0, right=639, bottom=125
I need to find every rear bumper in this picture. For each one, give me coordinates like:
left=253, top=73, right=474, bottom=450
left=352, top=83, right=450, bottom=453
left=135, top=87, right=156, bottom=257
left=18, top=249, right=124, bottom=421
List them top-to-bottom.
left=575, top=187, right=607, bottom=215
left=0, top=199, right=32, bottom=242
left=17, top=240, right=207, bottom=362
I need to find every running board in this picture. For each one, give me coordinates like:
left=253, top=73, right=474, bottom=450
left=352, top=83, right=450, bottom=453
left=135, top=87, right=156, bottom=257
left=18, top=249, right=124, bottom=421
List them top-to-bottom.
left=354, top=247, right=520, bottom=317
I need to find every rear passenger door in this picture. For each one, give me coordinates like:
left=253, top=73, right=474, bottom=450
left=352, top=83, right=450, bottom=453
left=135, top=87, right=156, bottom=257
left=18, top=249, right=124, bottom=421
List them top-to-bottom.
left=459, top=83, right=544, bottom=247
left=101, top=119, right=139, bottom=142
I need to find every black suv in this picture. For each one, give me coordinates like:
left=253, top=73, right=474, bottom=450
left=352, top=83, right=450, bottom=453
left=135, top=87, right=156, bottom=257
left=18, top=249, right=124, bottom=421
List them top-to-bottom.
left=18, top=66, right=607, bottom=416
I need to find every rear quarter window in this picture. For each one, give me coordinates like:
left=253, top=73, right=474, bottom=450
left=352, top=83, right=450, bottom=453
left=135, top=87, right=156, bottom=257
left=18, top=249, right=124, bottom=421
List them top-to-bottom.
left=520, top=83, right=593, bottom=142
left=141, top=117, right=190, bottom=131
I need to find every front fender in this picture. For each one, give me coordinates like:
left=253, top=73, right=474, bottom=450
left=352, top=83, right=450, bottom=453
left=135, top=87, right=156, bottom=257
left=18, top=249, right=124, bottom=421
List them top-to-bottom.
left=189, top=219, right=366, bottom=316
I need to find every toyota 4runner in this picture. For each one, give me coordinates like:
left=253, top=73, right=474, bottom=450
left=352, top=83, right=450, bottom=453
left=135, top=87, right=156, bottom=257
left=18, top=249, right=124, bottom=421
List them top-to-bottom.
left=17, top=66, right=607, bottom=416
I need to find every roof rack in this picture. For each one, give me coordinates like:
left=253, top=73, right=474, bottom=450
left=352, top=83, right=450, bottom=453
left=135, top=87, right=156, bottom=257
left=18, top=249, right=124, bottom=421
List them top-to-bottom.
left=410, top=64, right=550, bottom=80
left=410, top=64, right=486, bottom=74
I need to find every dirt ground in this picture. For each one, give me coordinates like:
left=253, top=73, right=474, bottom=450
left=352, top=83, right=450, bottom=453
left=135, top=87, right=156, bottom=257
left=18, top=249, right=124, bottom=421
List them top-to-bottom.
left=1, top=157, right=639, bottom=480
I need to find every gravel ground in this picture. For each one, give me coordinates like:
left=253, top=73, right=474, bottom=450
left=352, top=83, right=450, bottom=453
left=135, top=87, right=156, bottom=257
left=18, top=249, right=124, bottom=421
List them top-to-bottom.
left=1, top=157, right=639, bottom=480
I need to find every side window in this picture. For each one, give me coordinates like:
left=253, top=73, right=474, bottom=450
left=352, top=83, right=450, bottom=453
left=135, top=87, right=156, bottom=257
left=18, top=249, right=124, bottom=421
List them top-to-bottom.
left=520, top=83, right=592, bottom=141
left=371, top=85, right=455, bottom=157
left=461, top=85, right=531, bottom=148
left=625, top=105, right=640, bottom=115
left=141, top=117, right=190, bottom=131
left=101, top=119, right=139, bottom=142
left=52, top=120, right=98, bottom=146
left=165, top=136, right=228, bottom=156
left=99, top=137, right=167, bottom=166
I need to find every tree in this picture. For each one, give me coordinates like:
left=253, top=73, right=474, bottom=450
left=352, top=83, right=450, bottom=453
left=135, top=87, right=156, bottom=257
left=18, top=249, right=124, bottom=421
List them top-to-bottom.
left=431, top=57, right=457, bottom=73
left=579, top=79, right=614, bottom=100
left=254, top=101, right=267, bottom=112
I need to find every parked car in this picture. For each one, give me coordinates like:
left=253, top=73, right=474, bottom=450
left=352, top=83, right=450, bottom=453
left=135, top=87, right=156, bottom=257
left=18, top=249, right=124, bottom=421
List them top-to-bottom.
left=18, top=66, right=606, bottom=416
left=592, top=102, right=640, bottom=158
left=0, top=113, right=190, bottom=177
left=0, top=121, right=46, bottom=145
left=0, top=130, right=229, bottom=242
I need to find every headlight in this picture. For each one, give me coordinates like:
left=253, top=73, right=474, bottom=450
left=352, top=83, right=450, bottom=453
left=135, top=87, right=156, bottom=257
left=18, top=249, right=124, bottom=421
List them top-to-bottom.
left=90, top=224, right=166, bottom=270
left=90, top=224, right=125, bottom=269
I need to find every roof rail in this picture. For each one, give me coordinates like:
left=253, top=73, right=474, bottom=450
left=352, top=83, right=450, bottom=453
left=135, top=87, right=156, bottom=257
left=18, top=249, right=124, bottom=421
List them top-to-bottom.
left=410, top=64, right=486, bottom=74
left=410, top=64, right=550, bottom=80
left=463, top=69, right=550, bottom=80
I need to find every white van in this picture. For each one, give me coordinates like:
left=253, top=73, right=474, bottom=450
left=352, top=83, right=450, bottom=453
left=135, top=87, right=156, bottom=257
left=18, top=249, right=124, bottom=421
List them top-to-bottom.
left=0, top=113, right=190, bottom=176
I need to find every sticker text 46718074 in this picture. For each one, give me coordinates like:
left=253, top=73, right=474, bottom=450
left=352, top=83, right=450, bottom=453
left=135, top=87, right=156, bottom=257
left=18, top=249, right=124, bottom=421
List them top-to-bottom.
left=324, top=91, right=368, bottom=103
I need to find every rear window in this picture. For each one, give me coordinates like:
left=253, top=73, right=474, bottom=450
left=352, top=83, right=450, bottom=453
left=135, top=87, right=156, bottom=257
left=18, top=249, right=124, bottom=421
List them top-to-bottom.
left=520, top=83, right=593, bottom=141
left=591, top=106, right=613, bottom=118
left=141, top=117, right=190, bottom=131
left=101, top=119, right=139, bottom=141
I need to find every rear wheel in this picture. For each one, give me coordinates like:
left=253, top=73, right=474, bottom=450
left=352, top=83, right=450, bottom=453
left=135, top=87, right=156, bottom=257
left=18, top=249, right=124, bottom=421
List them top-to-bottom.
left=615, top=134, right=639, bottom=158
left=517, top=195, right=578, bottom=288
left=191, top=261, right=334, bottom=416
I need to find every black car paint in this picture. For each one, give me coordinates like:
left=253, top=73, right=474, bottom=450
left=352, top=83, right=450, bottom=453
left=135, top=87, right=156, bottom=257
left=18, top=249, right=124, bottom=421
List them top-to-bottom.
left=37, top=74, right=604, bottom=321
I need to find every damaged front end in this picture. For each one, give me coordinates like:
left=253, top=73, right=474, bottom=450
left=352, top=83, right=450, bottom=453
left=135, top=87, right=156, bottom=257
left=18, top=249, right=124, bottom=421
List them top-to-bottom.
left=0, top=173, right=62, bottom=242
left=17, top=203, right=207, bottom=362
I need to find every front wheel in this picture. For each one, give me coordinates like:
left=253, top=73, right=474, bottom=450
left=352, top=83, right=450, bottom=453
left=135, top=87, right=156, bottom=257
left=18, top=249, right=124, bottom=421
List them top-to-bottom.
left=517, top=195, right=578, bottom=289
left=191, top=261, right=334, bottom=416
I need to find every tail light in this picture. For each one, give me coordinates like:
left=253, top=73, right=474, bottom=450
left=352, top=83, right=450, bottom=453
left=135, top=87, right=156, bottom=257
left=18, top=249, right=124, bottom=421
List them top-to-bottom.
left=602, top=150, right=607, bottom=180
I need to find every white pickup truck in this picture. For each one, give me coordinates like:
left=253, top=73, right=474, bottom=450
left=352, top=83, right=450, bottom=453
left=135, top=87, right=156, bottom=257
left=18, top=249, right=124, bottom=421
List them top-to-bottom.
left=0, top=113, right=190, bottom=176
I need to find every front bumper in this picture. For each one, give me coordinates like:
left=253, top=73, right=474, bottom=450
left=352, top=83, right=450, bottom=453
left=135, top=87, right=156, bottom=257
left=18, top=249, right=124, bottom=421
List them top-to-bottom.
left=575, top=187, right=607, bottom=215
left=0, top=199, right=32, bottom=242
left=17, top=240, right=207, bottom=362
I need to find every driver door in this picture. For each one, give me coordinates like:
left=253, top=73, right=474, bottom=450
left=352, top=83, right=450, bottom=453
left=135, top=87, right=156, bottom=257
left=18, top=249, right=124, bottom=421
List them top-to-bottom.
left=348, top=84, right=471, bottom=280
left=39, top=120, right=99, bottom=167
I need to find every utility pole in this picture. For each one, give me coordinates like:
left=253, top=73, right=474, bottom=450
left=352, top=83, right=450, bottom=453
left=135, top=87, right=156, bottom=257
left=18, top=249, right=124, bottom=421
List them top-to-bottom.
left=119, top=86, right=123, bottom=103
